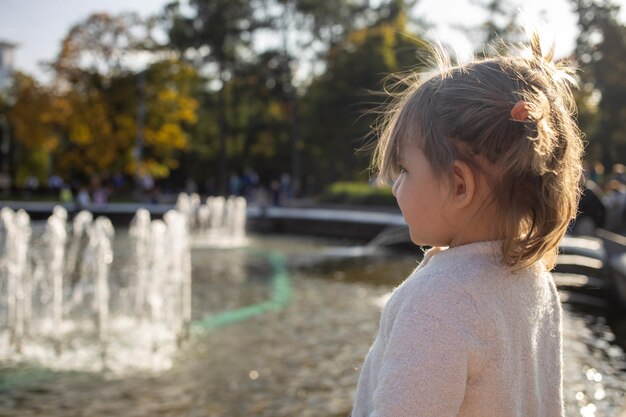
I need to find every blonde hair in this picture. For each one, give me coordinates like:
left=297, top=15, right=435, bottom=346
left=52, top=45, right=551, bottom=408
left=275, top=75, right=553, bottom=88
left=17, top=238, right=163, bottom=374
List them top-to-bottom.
left=373, top=35, right=584, bottom=270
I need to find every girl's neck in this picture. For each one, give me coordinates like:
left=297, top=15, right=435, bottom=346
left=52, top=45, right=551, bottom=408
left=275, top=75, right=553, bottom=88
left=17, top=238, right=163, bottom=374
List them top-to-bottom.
left=447, top=202, right=503, bottom=248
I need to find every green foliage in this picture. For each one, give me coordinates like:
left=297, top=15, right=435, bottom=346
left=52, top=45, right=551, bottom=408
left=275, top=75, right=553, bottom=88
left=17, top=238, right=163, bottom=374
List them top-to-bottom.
left=163, top=0, right=425, bottom=193
left=165, top=0, right=269, bottom=192
left=166, top=0, right=260, bottom=66
left=278, top=0, right=413, bottom=46
left=572, top=0, right=626, bottom=167
left=8, top=13, right=200, bottom=182
left=301, top=14, right=429, bottom=190
left=170, top=48, right=296, bottom=184
left=49, top=58, right=199, bottom=180
left=7, top=73, right=58, bottom=183
left=8, top=73, right=58, bottom=152
left=14, top=148, right=49, bottom=187
left=320, top=181, right=395, bottom=206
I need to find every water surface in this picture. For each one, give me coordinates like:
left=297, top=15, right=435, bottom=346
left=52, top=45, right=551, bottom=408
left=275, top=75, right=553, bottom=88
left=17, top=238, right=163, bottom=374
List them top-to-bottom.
left=0, top=234, right=625, bottom=417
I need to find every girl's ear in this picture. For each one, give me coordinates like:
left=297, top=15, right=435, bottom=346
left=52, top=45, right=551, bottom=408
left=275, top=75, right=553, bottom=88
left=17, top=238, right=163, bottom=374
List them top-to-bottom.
left=451, top=160, right=476, bottom=208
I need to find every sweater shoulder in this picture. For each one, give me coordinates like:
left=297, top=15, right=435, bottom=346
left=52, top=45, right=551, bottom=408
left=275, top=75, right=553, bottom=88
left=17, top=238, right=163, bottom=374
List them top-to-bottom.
left=393, top=252, right=497, bottom=307
left=384, top=258, right=490, bottom=331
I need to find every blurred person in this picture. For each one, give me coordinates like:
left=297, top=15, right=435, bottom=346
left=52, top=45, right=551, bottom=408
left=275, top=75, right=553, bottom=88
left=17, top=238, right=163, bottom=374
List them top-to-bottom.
left=592, top=160, right=605, bottom=184
left=608, top=163, right=626, bottom=185
left=242, top=167, right=260, bottom=201
left=111, top=172, right=125, bottom=191
left=140, top=172, right=154, bottom=192
left=280, top=172, right=292, bottom=201
left=0, top=173, right=11, bottom=194
left=229, top=173, right=241, bottom=196
left=47, top=174, right=64, bottom=192
left=24, top=175, right=39, bottom=196
left=90, top=176, right=109, bottom=206
left=185, top=177, right=198, bottom=194
left=204, top=177, right=216, bottom=196
left=270, top=179, right=281, bottom=206
left=573, top=179, right=606, bottom=236
left=603, top=179, right=626, bottom=231
left=59, top=185, right=73, bottom=203
left=92, top=185, right=109, bottom=205
left=75, top=186, right=91, bottom=209
left=150, top=186, right=162, bottom=204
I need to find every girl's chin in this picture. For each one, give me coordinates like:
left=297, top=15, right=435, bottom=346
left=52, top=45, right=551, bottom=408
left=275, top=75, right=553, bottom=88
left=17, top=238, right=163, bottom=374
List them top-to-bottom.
left=409, top=231, right=446, bottom=248
left=409, top=233, right=428, bottom=247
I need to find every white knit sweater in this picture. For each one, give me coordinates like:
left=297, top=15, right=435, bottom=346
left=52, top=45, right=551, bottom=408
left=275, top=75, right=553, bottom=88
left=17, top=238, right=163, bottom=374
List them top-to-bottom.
left=351, top=241, right=563, bottom=417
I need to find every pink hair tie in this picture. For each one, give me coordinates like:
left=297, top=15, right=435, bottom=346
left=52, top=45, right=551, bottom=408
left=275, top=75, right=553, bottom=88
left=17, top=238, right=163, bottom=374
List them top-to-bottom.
left=511, top=101, right=529, bottom=121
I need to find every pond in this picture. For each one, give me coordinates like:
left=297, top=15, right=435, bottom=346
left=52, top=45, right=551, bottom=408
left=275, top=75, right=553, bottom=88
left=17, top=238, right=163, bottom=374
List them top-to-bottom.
left=0, top=234, right=625, bottom=417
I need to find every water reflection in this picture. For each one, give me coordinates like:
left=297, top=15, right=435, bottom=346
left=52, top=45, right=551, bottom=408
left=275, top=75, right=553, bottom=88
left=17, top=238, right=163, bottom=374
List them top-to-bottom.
left=563, top=309, right=626, bottom=416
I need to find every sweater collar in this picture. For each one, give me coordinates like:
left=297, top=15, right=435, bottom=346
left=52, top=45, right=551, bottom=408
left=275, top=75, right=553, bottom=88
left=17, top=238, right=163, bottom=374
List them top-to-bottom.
left=419, top=240, right=503, bottom=269
left=419, top=240, right=547, bottom=274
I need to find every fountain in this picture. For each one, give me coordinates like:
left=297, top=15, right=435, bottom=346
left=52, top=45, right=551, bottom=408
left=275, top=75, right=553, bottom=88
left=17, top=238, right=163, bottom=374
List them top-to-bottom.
left=178, top=194, right=248, bottom=248
left=0, top=202, right=199, bottom=373
left=0, top=207, right=32, bottom=353
left=128, top=209, right=192, bottom=348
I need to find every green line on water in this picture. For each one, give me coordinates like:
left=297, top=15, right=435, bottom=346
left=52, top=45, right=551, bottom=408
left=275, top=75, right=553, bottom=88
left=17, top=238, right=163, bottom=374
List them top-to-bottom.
left=191, top=251, right=292, bottom=332
left=0, top=367, right=64, bottom=391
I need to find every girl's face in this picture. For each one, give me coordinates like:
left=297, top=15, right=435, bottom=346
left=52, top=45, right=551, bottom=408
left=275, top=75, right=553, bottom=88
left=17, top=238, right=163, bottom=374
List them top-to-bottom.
left=392, top=143, right=454, bottom=247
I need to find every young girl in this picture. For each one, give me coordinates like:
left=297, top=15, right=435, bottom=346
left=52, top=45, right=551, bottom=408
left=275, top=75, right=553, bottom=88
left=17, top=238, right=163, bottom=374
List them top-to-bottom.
left=351, top=36, right=583, bottom=417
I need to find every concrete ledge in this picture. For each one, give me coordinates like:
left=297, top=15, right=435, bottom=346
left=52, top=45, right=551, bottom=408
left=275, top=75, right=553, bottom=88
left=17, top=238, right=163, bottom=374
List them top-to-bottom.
left=247, top=206, right=404, bottom=241
left=247, top=206, right=404, bottom=225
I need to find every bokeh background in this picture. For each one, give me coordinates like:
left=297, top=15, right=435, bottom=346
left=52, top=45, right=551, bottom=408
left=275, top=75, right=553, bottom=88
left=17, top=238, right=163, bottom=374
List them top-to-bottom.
left=0, top=0, right=624, bottom=206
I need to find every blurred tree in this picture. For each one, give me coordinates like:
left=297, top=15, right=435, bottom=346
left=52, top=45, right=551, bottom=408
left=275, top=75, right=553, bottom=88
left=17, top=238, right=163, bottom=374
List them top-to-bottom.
left=161, top=0, right=420, bottom=194
left=164, top=0, right=266, bottom=193
left=277, top=0, right=374, bottom=48
left=278, top=0, right=419, bottom=51
left=280, top=0, right=420, bottom=194
left=459, top=0, right=525, bottom=56
left=571, top=0, right=626, bottom=168
left=301, top=6, right=429, bottom=190
left=48, top=12, right=199, bottom=181
left=52, top=12, right=150, bottom=88
left=170, top=49, right=295, bottom=190
left=230, top=50, right=294, bottom=178
left=52, top=59, right=199, bottom=180
left=141, top=59, right=199, bottom=177
left=7, top=73, right=58, bottom=185
left=8, top=73, right=58, bottom=155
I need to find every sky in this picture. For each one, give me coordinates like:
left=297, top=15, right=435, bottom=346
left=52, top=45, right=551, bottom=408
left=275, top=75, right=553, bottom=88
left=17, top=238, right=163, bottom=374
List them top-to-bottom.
left=0, top=0, right=168, bottom=80
left=1, top=0, right=625, bottom=82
